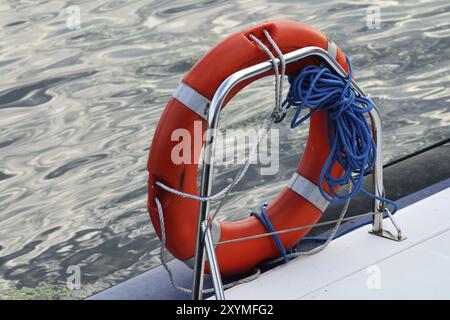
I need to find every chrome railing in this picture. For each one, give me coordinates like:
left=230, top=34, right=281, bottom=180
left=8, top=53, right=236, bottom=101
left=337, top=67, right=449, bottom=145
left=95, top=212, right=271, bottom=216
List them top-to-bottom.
left=191, top=46, right=404, bottom=300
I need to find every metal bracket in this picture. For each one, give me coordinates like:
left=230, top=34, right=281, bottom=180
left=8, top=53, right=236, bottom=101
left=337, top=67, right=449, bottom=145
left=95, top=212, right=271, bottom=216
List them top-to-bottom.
left=369, top=208, right=407, bottom=241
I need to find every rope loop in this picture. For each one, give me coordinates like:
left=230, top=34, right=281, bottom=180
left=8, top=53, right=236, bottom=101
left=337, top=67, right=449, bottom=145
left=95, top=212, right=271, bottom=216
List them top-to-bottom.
left=250, top=203, right=288, bottom=263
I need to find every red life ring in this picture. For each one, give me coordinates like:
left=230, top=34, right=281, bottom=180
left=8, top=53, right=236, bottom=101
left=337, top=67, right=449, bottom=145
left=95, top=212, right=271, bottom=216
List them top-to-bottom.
left=147, top=20, right=350, bottom=276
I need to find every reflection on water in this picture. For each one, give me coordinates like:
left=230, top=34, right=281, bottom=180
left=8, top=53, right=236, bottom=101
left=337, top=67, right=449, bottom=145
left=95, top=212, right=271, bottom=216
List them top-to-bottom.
left=0, top=0, right=449, bottom=298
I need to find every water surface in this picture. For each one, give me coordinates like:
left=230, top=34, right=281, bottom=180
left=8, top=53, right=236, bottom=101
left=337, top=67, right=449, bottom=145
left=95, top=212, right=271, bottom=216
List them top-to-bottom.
left=0, top=0, right=449, bottom=298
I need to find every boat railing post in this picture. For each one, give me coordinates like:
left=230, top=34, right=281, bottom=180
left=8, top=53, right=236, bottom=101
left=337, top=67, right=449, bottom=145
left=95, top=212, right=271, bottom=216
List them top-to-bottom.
left=190, top=45, right=406, bottom=300
left=368, top=107, right=406, bottom=241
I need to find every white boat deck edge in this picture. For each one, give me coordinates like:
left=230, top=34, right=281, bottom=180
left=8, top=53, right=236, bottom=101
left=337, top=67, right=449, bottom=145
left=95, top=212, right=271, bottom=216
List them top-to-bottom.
left=220, top=187, right=450, bottom=300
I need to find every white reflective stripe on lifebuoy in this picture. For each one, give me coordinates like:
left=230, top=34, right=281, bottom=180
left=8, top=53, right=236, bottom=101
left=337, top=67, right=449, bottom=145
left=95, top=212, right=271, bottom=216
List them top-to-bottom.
left=327, top=39, right=338, bottom=61
left=173, top=82, right=210, bottom=121
left=288, top=172, right=329, bottom=212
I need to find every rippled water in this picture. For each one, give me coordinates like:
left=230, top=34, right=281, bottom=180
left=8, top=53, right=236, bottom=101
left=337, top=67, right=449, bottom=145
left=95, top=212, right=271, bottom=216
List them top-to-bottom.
left=0, top=0, right=449, bottom=299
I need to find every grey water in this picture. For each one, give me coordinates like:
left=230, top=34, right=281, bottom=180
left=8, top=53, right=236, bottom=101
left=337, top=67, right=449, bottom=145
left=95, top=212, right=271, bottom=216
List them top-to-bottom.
left=0, top=0, right=449, bottom=299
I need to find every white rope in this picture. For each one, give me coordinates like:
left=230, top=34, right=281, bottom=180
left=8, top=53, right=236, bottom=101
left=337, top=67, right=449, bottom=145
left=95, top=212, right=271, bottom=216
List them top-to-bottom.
left=249, top=30, right=287, bottom=120
left=262, top=30, right=286, bottom=117
left=154, top=117, right=273, bottom=204
left=207, top=118, right=274, bottom=227
left=155, top=180, right=230, bottom=202
left=265, top=183, right=352, bottom=265
left=155, top=197, right=190, bottom=293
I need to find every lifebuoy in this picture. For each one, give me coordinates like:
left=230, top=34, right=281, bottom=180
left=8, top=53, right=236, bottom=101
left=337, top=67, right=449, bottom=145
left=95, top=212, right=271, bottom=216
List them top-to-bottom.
left=147, top=20, right=350, bottom=276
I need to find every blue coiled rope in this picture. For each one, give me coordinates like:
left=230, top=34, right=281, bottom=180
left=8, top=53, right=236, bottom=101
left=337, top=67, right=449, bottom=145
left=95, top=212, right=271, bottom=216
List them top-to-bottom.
left=252, top=56, right=397, bottom=260
left=284, top=56, right=397, bottom=212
